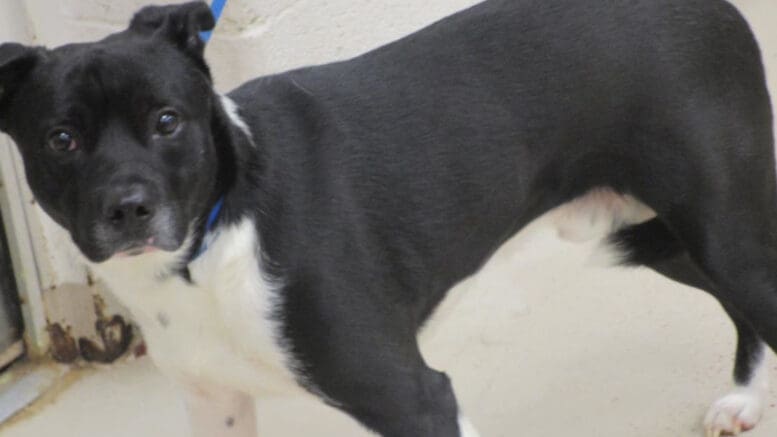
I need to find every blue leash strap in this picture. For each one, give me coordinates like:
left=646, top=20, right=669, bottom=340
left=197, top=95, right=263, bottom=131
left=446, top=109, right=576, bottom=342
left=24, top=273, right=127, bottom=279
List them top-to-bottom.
left=200, top=0, right=228, bottom=43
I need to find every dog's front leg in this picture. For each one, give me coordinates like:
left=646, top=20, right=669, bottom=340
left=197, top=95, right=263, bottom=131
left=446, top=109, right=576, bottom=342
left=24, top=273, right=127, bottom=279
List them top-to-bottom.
left=182, top=386, right=257, bottom=437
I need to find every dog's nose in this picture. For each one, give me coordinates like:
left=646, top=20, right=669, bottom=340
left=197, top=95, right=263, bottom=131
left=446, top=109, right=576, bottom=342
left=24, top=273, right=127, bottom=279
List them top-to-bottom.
left=103, top=186, right=156, bottom=227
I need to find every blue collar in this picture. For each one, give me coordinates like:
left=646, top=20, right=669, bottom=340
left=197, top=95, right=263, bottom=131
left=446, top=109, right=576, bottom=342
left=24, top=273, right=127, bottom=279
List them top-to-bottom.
left=192, top=197, right=225, bottom=260
left=205, top=197, right=225, bottom=232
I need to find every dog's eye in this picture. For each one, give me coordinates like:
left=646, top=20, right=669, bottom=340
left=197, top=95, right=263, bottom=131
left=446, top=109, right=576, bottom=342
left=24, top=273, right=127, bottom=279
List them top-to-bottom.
left=156, top=111, right=181, bottom=136
left=47, top=130, right=77, bottom=152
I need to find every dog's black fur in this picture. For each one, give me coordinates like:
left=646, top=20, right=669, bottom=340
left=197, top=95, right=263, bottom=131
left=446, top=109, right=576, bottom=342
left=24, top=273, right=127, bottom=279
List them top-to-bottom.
left=1, top=0, right=775, bottom=435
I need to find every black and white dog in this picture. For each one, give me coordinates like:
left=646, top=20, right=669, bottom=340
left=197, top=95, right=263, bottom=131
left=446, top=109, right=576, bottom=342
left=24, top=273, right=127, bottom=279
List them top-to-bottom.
left=0, top=1, right=773, bottom=436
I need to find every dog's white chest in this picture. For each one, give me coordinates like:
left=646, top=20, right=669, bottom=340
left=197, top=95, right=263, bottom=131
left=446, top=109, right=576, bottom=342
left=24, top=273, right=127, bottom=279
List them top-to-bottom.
left=93, top=219, right=301, bottom=396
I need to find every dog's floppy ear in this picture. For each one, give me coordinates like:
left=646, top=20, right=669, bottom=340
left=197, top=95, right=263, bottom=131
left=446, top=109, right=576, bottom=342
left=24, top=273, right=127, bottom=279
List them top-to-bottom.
left=129, top=2, right=215, bottom=58
left=0, top=43, right=40, bottom=130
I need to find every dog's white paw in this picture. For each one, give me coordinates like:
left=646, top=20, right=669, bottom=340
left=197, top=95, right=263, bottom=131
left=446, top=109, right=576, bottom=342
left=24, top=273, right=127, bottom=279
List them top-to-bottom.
left=704, top=390, right=764, bottom=436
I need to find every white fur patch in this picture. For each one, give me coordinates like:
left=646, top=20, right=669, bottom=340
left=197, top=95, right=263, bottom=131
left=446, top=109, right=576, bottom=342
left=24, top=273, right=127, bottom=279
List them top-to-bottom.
left=220, top=95, right=254, bottom=141
left=548, top=188, right=656, bottom=265
left=551, top=188, right=656, bottom=242
left=90, top=218, right=303, bottom=397
left=704, top=347, right=768, bottom=436
left=458, top=415, right=481, bottom=437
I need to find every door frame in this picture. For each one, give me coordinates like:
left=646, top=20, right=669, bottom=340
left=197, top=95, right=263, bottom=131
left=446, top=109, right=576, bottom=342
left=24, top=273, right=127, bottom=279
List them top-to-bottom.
left=0, top=138, right=49, bottom=358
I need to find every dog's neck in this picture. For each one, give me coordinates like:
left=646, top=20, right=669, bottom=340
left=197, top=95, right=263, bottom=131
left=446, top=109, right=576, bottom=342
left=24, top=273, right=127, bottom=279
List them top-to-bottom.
left=156, top=93, right=264, bottom=280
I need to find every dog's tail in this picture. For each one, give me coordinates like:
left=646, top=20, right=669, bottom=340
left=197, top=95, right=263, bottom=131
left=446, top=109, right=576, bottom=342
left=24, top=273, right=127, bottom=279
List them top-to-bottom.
left=607, top=218, right=685, bottom=266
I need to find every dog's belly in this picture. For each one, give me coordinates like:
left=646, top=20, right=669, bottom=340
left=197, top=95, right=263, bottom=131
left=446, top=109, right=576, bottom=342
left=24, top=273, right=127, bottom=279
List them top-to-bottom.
left=550, top=188, right=656, bottom=243
left=93, top=219, right=303, bottom=397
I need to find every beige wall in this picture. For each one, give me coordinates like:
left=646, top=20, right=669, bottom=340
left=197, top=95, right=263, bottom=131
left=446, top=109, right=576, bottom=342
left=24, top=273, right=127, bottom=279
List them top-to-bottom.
left=10, top=0, right=483, bottom=88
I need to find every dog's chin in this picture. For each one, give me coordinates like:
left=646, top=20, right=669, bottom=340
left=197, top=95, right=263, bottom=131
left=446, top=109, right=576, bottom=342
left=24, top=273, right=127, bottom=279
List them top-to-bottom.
left=77, top=236, right=186, bottom=264
left=113, top=245, right=162, bottom=259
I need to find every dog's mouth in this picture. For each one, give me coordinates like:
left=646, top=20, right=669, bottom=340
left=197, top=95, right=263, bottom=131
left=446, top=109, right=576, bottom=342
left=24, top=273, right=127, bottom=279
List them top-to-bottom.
left=80, top=230, right=184, bottom=264
left=112, top=237, right=161, bottom=258
left=80, top=239, right=181, bottom=265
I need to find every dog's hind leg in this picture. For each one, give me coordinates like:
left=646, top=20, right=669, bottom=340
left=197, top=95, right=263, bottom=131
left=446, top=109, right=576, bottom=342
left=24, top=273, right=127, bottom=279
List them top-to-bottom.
left=606, top=38, right=777, bottom=429
left=613, top=222, right=768, bottom=435
left=703, top=304, right=767, bottom=436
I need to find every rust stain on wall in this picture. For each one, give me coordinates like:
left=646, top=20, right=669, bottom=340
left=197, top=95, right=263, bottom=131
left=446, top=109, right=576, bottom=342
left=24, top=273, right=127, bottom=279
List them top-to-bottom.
left=45, top=294, right=133, bottom=363
left=78, top=314, right=132, bottom=363
left=45, top=322, right=78, bottom=363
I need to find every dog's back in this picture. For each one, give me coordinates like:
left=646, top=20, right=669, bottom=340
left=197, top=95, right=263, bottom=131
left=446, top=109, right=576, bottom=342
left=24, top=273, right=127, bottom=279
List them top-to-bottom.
left=227, top=0, right=768, bottom=324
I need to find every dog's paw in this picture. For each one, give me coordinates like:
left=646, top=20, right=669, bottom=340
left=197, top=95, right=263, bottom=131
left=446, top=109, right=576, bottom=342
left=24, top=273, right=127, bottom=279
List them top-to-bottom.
left=704, top=390, right=764, bottom=436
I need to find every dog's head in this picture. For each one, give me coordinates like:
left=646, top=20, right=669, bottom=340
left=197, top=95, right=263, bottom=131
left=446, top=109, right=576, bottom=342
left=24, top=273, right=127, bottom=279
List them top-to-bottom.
left=0, top=2, right=229, bottom=263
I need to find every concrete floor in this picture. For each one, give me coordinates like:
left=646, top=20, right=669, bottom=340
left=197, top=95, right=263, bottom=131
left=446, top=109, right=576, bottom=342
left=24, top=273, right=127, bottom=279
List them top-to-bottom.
left=4, top=0, right=777, bottom=436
